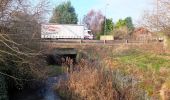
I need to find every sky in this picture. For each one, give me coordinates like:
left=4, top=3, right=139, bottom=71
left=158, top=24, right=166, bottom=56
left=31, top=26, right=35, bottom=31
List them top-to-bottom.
left=49, top=0, right=154, bottom=24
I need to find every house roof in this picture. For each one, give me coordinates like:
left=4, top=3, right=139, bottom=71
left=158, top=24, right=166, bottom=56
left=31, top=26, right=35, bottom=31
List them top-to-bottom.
left=133, top=27, right=156, bottom=36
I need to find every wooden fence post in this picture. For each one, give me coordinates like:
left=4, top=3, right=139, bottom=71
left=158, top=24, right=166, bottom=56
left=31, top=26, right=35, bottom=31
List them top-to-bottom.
left=80, top=39, right=82, bottom=44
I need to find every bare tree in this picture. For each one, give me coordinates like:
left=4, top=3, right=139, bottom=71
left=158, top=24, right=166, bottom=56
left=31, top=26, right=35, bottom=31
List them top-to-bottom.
left=0, top=0, right=50, bottom=84
left=140, top=0, right=170, bottom=36
left=83, top=10, right=105, bottom=35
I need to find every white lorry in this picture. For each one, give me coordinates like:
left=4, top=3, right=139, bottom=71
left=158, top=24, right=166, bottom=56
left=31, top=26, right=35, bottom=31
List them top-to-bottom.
left=41, top=24, right=93, bottom=39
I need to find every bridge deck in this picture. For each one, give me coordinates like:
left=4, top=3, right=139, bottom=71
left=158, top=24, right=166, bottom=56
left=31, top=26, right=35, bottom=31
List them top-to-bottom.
left=41, top=39, right=157, bottom=44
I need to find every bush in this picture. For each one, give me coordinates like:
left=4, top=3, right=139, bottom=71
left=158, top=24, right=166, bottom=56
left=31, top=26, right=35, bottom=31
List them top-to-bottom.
left=55, top=59, right=147, bottom=100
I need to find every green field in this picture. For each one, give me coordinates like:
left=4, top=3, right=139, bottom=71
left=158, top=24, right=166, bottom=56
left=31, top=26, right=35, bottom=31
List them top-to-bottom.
left=115, top=49, right=170, bottom=70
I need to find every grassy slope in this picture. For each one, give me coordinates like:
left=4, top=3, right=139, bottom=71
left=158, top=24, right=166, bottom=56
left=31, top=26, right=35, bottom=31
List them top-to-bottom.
left=55, top=45, right=170, bottom=99
left=110, top=48, right=170, bottom=98
left=116, top=50, right=170, bottom=70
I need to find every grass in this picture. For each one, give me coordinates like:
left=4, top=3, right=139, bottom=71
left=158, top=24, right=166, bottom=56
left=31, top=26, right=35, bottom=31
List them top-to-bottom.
left=55, top=44, right=170, bottom=100
left=109, top=48, right=170, bottom=98
left=114, top=49, right=170, bottom=70
left=56, top=59, right=146, bottom=100
left=48, top=65, right=64, bottom=76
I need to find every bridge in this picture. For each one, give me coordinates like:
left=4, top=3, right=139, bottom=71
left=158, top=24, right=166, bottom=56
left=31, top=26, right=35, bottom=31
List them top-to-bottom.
left=39, top=39, right=164, bottom=65
left=40, top=39, right=157, bottom=48
left=40, top=39, right=164, bottom=53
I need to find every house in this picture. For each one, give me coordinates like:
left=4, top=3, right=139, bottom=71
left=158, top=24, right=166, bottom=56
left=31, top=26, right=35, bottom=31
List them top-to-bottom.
left=132, top=27, right=155, bottom=40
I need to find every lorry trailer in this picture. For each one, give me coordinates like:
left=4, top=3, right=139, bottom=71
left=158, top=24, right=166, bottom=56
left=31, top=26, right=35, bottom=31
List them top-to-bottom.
left=41, top=24, right=93, bottom=39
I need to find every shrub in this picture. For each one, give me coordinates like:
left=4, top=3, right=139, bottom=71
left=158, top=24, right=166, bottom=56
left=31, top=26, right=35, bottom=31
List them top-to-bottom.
left=55, top=59, right=147, bottom=100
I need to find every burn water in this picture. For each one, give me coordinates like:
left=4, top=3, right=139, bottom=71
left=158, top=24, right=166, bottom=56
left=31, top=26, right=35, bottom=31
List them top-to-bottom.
left=9, top=75, right=66, bottom=100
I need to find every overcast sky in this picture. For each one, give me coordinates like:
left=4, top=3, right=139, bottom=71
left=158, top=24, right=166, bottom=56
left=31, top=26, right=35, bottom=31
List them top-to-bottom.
left=49, top=0, right=155, bottom=24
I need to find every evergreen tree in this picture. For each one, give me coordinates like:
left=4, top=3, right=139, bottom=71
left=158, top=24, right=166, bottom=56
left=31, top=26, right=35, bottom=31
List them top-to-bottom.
left=50, top=1, right=78, bottom=24
left=125, top=17, right=134, bottom=33
left=105, top=18, right=114, bottom=34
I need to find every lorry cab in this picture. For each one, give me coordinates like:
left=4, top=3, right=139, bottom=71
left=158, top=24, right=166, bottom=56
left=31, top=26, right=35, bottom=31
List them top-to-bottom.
left=84, top=30, right=93, bottom=40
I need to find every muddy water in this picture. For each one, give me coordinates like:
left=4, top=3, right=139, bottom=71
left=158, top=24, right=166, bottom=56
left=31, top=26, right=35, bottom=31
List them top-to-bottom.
left=10, top=76, right=64, bottom=100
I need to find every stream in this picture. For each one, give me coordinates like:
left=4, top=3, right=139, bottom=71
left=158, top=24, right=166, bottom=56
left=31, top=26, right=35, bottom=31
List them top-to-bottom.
left=10, top=75, right=65, bottom=100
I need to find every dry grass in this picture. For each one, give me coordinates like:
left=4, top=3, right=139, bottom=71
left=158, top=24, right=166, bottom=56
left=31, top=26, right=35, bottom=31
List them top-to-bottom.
left=55, top=43, right=170, bottom=100
left=55, top=59, right=147, bottom=100
left=56, top=59, right=117, bottom=100
left=160, top=80, right=170, bottom=100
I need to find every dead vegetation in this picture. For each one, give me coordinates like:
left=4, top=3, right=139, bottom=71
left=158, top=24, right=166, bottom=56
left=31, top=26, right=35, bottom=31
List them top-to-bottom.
left=0, top=0, right=50, bottom=93
left=55, top=43, right=170, bottom=100
left=56, top=59, right=147, bottom=100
